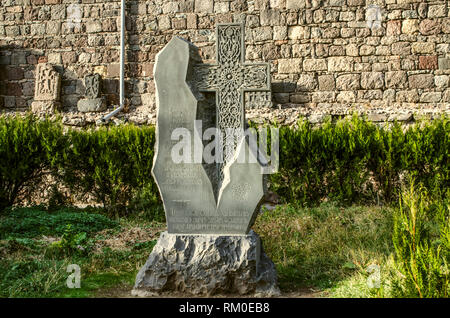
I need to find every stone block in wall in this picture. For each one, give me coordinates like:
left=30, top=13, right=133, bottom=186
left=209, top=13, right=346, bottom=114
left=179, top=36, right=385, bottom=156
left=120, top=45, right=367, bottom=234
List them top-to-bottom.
left=195, top=0, right=213, bottom=13
left=286, top=0, right=307, bottom=10
left=162, top=1, right=179, bottom=14
left=51, top=4, right=65, bottom=20
left=428, top=5, right=447, bottom=18
left=260, top=9, right=282, bottom=26
left=186, top=13, right=197, bottom=29
left=157, top=15, right=171, bottom=31
left=402, top=19, right=419, bottom=34
left=419, top=19, right=441, bottom=35
left=386, top=20, right=401, bottom=36
left=5, top=25, right=20, bottom=37
left=253, top=26, right=273, bottom=41
left=273, top=26, right=287, bottom=40
left=288, top=26, right=309, bottom=39
left=391, top=42, right=411, bottom=56
left=412, top=42, right=435, bottom=54
left=11, top=53, right=26, bottom=65
left=418, top=56, right=438, bottom=70
left=327, top=57, right=353, bottom=72
left=278, top=58, right=302, bottom=73
left=438, top=58, right=450, bottom=70
left=303, top=59, right=326, bottom=72
left=6, top=67, right=24, bottom=80
left=385, top=71, right=407, bottom=88
left=361, top=72, right=384, bottom=89
left=297, top=74, right=317, bottom=91
left=336, top=74, right=360, bottom=90
left=408, top=74, right=434, bottom=89
left=318, top=75, right=335, bottom=91
left=434, top=75, right=449, bottom=90
left=7, top=83, right=22, bottom=96
left=443, top=89, right=450, bottom=103
left=312, top=91, right=335, bottom=103
left=336, top=91, right=356, bottom=103
left=419, top=92, right=442, bottom=103
left=273, top=93, right=289, bottom=104
left=290, top=93, right=310, bottom=104
left=4, top=96, right=16, bottom=108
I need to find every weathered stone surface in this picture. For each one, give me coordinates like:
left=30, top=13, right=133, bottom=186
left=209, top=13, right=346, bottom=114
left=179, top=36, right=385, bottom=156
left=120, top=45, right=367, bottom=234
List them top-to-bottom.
left=1, top=0, right=449, bottom=124
left=402, top=19, right=419, bottom=34
left=419, top=19, right=441, bottom=35
left=152, top=27, right=269, bottom=236
left=412, top=42, right=435, bottom=54
left=419, top=56, right=438, bottom=70
left=328, top=57, right=353, bottom=72
left=278, top=58, right=302, bottom=73
left=303, top=59, right=326, bottom=71
left=31, top=63, right=61, bottom=114
left=33, top=63, right=61, bottom=101
left=385, top=71, right=407, bottom=88
left=361, top=72, right=384, bottom=89
left=336, top=74, right=360, bottom=90
left=409, top=74, right=434, bottom=89
left=318, top=75, right=335, bottom=91
left=77, top=98, right=106, bottom=112
left=31, top=100, right=61, bottom=113
left=132, top=231, right=280, bottom=296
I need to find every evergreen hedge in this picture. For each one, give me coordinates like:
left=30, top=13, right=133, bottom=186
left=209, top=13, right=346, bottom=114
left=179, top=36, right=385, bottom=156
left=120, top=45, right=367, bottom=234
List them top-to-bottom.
left=0, top=114, right=448, bottom=212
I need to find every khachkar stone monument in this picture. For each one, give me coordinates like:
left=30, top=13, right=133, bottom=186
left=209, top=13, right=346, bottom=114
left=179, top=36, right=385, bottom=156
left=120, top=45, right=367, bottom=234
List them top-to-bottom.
left=133, top=24, right=279, bottom=297
left=31, top=63, right=61, bottom=113
left=77, top=73, right=107, bottom=112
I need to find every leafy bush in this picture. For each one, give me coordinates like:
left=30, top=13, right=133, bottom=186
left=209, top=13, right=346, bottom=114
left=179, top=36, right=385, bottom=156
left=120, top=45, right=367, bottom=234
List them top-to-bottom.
left=0, top=114, right=447, bottom=212
left=0, top=115, right=66, bottom=210
left=270, top=115, right=448, bottom=206
left=57, top=124, right=159, bottom=213
left=392, top=183, right=449, bottom=297
left=0, top=206, right=119, bottom=239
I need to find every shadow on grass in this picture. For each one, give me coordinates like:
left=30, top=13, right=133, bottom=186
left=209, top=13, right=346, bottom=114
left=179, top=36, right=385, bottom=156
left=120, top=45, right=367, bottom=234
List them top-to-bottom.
left=253, top=203, right=394, bottom=292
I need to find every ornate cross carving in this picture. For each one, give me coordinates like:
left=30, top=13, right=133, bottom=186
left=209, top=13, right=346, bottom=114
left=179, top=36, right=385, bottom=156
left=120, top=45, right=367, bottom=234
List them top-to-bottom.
left=194, top=23, right=271, bottom=181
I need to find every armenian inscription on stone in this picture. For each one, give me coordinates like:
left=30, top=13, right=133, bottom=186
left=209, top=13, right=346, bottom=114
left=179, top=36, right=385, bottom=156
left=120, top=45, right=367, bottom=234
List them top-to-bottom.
left=152, top=24, right=272, bottom=235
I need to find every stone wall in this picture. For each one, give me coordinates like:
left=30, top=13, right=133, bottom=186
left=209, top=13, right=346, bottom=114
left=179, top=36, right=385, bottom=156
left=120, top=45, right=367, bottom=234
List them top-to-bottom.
left=0, top=0, right=449, bottom=126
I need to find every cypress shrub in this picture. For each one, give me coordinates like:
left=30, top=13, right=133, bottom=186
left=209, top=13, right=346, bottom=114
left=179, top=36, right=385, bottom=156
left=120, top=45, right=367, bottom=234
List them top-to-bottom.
left=0, top=114, right=447, bottom=212
left=0, top=115, right=66, bottom=210
left=392, top=183, right=449, bottom=297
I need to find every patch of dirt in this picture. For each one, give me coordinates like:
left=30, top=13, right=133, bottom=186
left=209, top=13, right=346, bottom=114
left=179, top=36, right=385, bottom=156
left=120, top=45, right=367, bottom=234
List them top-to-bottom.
left=93, top=226, right=164, bottom=252
left=94, top=285, right=323, bottom=298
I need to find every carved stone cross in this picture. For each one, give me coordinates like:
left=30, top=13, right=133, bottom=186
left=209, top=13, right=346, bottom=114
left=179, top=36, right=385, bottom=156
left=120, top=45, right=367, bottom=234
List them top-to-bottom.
left=150, top=24, right=272, bottom=235
left=194, top=24, right=270, bottom=175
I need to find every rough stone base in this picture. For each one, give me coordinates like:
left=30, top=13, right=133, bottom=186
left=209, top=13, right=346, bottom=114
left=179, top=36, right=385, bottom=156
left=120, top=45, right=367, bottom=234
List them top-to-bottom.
left=77, top=97, right=106, bottom=112
left=31, top=101, right=61, bottom=114
left=132, top=230, right=280, bottom=297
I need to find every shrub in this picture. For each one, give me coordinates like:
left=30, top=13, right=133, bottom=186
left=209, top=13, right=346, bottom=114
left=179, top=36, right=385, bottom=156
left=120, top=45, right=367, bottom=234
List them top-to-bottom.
left=0, top=114, right=447, bottom=212
left=0, top=115, right=66, bottom=210
left=269, top=115, right=449, bottom=206
left=56, top=124, right=159, bottom=213
left=392, top=182, right=449, bottom=297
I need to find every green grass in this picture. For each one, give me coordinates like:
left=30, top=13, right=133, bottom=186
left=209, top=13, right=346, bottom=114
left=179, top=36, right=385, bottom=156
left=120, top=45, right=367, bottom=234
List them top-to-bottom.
left=0, top=200, right=446, bottom=298
left=254, top=203, right=396, bottom=296
left=0, top=206, right=162, bottom=298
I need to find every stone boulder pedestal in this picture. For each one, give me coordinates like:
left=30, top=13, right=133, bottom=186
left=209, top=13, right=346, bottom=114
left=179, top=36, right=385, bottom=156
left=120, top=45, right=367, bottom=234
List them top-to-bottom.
left=132, top=231, right=280, bottom=297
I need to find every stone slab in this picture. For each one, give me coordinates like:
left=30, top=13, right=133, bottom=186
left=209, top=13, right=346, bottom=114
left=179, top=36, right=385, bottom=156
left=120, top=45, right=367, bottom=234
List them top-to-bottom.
left=152, top=33, right=268, bottom=236
left=77, top=97, right=107, bottom=112
left=31, top=101, right=61, bottom=114
left=132, top=230, right=280, bottom=296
